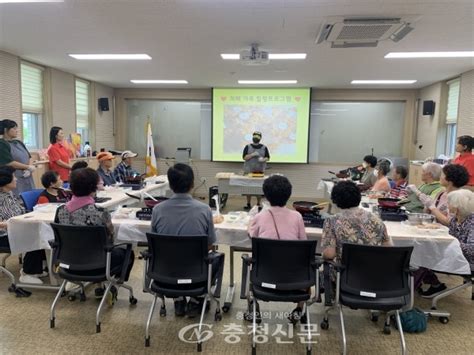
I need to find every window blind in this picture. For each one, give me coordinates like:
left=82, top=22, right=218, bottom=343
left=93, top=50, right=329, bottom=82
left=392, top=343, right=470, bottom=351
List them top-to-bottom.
left=21, top=63, right=43, bottom=113
left=446, top=78, right=460, bottom=124
left=75, top=79, right=90, bottom=131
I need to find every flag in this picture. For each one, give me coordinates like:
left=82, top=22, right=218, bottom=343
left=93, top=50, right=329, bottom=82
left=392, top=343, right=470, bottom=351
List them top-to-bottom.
left=145, top=122, right=158, bottom=177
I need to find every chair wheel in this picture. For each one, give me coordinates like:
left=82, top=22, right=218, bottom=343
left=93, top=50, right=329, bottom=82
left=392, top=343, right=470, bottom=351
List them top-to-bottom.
left=8, top=285, right=15, bottom=293
left=80, top=293, right=86, bottom=302
left=68, top=294, right=76, bottom=302
left=129, top=296, right=138, bottom=305
left=222, top=304, right=230, bottom=313
left=159, top=306, right=166, bottom=317
left=215, top=311, right=222, bottom=321
left=370, top=314, right=379, bottom=322
left=439, top=317, right=449, bottom=324
left=50, top=318, right=55, bottom=329
left=320, top=319, right=329, bottom=330
left=96, top=323, right=101, bottom=333
left=383, top=325, right=391, bottom=335
left=145, top=337, right=150, bottom=347
left=197, top=342, right=202, bottom=352
left=252, top=345, right=256, bottom=355
left=307, top=349, right=311, bottom=355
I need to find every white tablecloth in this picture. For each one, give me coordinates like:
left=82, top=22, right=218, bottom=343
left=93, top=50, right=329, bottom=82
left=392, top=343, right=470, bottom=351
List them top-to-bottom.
left=228, top=174, right=267, bottom=187
left=7, top=208, right=470, bottom=275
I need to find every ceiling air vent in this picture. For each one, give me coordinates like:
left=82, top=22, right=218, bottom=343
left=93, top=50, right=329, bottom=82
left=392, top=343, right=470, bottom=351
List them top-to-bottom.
left=316, top=16, right=418, bottom=48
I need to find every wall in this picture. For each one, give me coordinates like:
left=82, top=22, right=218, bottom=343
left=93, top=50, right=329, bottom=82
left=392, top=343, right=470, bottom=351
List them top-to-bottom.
left=0, top=50, right=21, bottom=125
left=49, top=68, right=76, bottom=134
left=457, top=69, right=474, bottom=137
left=93, top=83, right=115, bottom=151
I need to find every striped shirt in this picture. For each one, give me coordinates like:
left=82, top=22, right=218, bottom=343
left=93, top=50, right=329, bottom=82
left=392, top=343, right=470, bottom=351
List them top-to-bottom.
left=112, top=161, right=140, bottom=183
left=0, top=191, right=25, bottom=237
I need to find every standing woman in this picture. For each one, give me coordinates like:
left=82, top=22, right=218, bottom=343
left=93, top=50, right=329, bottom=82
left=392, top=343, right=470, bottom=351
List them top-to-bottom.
left=0, top=119, right=36, bottom=195
left=47, top=126, right=72, bottom=183
left=453, top=135, right=474, bottom=189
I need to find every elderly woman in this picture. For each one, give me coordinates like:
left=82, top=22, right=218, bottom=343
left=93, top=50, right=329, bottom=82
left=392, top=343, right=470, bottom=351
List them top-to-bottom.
left=0, top=119, right=36, bottom=195
left=453, top=135, right=474, bottom=188
left=359, top=155, right=378, bottom=188
left=371, top=161, right=391, bottom=194
left=405, top=162, right=444, bottom=213
left=417, top=164, right=469, bottom=225
left=0, top=166, right=46, bottom=285
left=389, top=166, right=409, bottom=199
left=54, top=168, right=134, bottom=297
left=37, top=171, right=69, bottom=204
left=248, top=174, right=307, bottom=324
left=322, top=181, right=392, bottom=262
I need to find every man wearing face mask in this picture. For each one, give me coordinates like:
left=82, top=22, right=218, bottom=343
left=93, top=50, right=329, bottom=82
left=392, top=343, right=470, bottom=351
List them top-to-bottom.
left=242, top=131, right=270, bottom=210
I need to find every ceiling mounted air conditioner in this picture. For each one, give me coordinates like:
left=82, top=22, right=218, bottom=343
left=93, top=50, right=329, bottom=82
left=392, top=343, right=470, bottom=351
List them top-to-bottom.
left=316, top=16, right=419, bottom=48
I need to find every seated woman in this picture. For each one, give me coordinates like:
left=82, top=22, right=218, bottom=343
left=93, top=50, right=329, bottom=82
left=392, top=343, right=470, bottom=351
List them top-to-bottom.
left=359, top=155, right=378, bottom=188
left=370, top=161, right=391, bottom=195
left=405, top=162, right=444, bottom=213
left=417, top=164, right=469, bottom=226
left=0, top=166, right=46, bottom=284
left=389, top=166, right=409, bottom=199
left=54, top=168, right=134, bottom=296
left=37, top=171, right=69, bottom=204
left=248, top=175, right=307, bottom=323
left=322, top=180, right=392, bottom=262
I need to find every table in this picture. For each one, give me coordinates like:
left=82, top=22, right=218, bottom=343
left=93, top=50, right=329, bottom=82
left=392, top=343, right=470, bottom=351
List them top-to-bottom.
left=216, top=173, right=266, bottom=208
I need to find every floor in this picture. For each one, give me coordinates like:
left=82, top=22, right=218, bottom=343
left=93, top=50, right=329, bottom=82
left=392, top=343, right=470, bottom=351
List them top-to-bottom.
left=0, top=197, right=473, bottom=355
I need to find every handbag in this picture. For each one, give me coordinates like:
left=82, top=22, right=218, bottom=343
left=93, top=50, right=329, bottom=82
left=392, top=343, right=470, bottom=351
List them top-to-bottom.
left=267, top=210, right=280, bottom=240
left=398, top=308, right=428, bottom=333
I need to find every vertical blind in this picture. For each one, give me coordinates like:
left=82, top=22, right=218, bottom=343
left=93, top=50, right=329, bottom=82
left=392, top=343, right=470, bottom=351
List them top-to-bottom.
left=21, top=63, right=43, bottom=113
left=446, top=78, right=460, bottom=124
left=75, top=79, right=90, bottom=133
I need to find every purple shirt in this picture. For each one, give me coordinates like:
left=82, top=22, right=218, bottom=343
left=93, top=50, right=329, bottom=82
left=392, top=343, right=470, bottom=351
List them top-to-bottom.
left=248, top=206, right=307, bottom=240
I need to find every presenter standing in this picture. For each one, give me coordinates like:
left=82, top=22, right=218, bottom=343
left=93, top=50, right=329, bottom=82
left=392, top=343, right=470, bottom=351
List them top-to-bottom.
left=242, top=131, right=270, bottom=210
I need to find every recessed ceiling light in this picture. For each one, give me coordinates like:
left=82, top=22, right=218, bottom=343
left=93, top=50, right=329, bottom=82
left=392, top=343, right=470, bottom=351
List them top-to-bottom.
left=0, top=0, right=63, bottom=3
left=385, top=51, right=474, bottom=58
left=221, top=53, right=307, bottom=60
left=268, top=53, right=307, bottom=60
left=69, top=54, right=152, bottom=60
left=221, top=54, right=240, bottom=60
left=131, top=80, right=188, bottom=84
left=238, top=80, right=298, bottom=84
left=351, top=80, right=417, bottom=85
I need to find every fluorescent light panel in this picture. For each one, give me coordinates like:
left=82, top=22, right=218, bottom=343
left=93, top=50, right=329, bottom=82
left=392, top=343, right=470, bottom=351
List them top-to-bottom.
left=0, top=0, right=63, bottom=3
left=385, top=51, right=474, bottom=58
left=221, top=53, right=306, bottom=60
left=69, top=54, right=151, bottom=60
left=131, top=80, right=188, bottom=84
left=238, top=80, right=297, bottom=84
left=351, top=80, right=417, bottom=85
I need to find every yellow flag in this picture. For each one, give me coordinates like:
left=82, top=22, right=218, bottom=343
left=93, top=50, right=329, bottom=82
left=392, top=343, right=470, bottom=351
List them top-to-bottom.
left=145, top=122, right=158, bottom=177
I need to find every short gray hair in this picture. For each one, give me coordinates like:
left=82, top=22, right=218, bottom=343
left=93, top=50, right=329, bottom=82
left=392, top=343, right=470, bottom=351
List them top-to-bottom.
left=422, top=162, right=442, bottom=181
left=447, top=189, right=474, bottom=219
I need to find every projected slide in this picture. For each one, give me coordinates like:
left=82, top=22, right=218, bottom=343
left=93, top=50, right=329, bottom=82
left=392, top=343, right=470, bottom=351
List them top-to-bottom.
left=212, top=88, right=310, bottom=163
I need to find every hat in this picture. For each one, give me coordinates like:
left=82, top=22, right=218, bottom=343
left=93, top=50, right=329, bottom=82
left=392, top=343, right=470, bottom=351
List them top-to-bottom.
left=252, top=131, right=262, bottom=138
left=121, top=150, right=138, bottom=159
left=97, top=152, right=114, bottom=161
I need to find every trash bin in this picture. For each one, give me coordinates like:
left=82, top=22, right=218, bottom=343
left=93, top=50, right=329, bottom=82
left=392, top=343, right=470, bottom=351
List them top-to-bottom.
left=209, top=186, right=219, bottom=208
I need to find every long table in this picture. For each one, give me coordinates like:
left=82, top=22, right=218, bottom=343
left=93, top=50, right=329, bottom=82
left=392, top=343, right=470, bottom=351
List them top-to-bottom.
left=216, top=173, right=266, bottom=208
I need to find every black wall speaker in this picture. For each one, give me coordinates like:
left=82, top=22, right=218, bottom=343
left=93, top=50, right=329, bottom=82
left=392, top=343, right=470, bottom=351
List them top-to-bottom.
left=98, top=98, right=109, bottom=112
left=422, top=100, right=435, bottom=116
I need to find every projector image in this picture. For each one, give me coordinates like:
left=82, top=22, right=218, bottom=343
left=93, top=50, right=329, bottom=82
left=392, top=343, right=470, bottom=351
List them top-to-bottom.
left=240, top=44, right=269, bottom=65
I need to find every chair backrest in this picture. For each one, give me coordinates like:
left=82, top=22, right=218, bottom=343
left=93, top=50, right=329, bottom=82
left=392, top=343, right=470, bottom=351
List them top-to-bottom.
left=20, top=189, right=43, bottom=212
left=50, top=223, right=109, bottom=271
left=145, top=233, right=208, bottom=285
left=250, top=238, right=317, bottom=291
left=340, top=243, right=413, bottom=298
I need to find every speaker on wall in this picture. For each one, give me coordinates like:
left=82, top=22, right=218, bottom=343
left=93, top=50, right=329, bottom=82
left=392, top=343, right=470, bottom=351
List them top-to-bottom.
left=98, top=98, right=109, bottom=111
left=422, top=100, right=435, bottom=116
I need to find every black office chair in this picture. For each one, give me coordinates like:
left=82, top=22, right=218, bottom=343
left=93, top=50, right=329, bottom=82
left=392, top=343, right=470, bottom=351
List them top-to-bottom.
left=49, top=223, right=137, bottom=333
left=142, top=233, right=224, bottom=351
left=242, top=238, right=320, bottom=355
left=321, top=244, right=414, bottom=355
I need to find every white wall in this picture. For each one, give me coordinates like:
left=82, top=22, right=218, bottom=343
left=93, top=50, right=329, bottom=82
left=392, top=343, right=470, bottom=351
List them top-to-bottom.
left=0, top=50, right=21, bottom=125
left=50, top=68, right=76, bottom=134
left=458, top=69, right=474, bottom=137
left=94, top=83, right=115, bottom=151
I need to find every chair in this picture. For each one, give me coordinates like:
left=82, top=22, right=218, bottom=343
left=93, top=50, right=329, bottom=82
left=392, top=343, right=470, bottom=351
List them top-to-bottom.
left=19, top=189, right=43, bottom=212
left=49, top=223, right=137, bottom=333
left=142, top=233, right=225, bottom=351
left=242, top=238, right=320, bottom=355
left=0, top=242, right=32, bottom=297
left=321, top=244, right=414, bottom=355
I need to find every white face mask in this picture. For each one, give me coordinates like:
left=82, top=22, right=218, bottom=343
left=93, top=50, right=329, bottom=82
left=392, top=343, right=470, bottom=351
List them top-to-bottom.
left=362, top=162, right=368, bottom=169
left=373, top=169, right=378, bottom=176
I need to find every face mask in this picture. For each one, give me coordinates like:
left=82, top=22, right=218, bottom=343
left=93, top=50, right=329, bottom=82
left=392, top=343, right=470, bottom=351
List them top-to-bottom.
left=252, top=138, right=260, bottom=144
left=362, top=162, right=368, bottom=169
left=373, top=169, right=378, bottom=176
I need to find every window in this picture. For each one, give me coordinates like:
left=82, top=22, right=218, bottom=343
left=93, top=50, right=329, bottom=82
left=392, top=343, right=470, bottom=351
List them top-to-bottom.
left=20, top=62, right=44, bottom=149
left=445, top=78, right=460, bottom=156
left=75, top=79, right=90, bottom=143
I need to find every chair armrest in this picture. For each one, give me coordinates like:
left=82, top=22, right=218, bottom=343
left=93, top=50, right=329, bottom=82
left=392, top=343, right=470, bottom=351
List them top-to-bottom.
left=48, top=240, right=57, bottom=249
left=140, top=250, right=151, bottom=260
left=205, top=252, right=221, bottom=264
left=241, top=254, right=254, bottom=265
left=312, top=255, right=325, bottom=268
left=324, top=259, right=345, bottom=272
left=406, top=266, right=419, bottom=275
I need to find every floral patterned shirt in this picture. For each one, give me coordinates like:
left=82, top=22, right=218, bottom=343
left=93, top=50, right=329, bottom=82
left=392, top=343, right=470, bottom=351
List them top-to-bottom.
left=0, top=191, right=25, bottom=237
left=322, top=207, right=391, bottom=261
left=449, top=213, right=474, bottom=269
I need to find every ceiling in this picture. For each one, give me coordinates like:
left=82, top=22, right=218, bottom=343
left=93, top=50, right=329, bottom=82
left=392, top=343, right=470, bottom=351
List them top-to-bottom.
left=0, top=0, right=473, bottom=89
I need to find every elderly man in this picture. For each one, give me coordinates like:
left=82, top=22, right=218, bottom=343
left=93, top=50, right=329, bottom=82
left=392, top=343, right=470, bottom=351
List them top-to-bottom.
left=113, top=150, right=140, bottom=183
left=96, top=152, right=117, bottom=186
left=404, top=162, right=444, bottom=213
